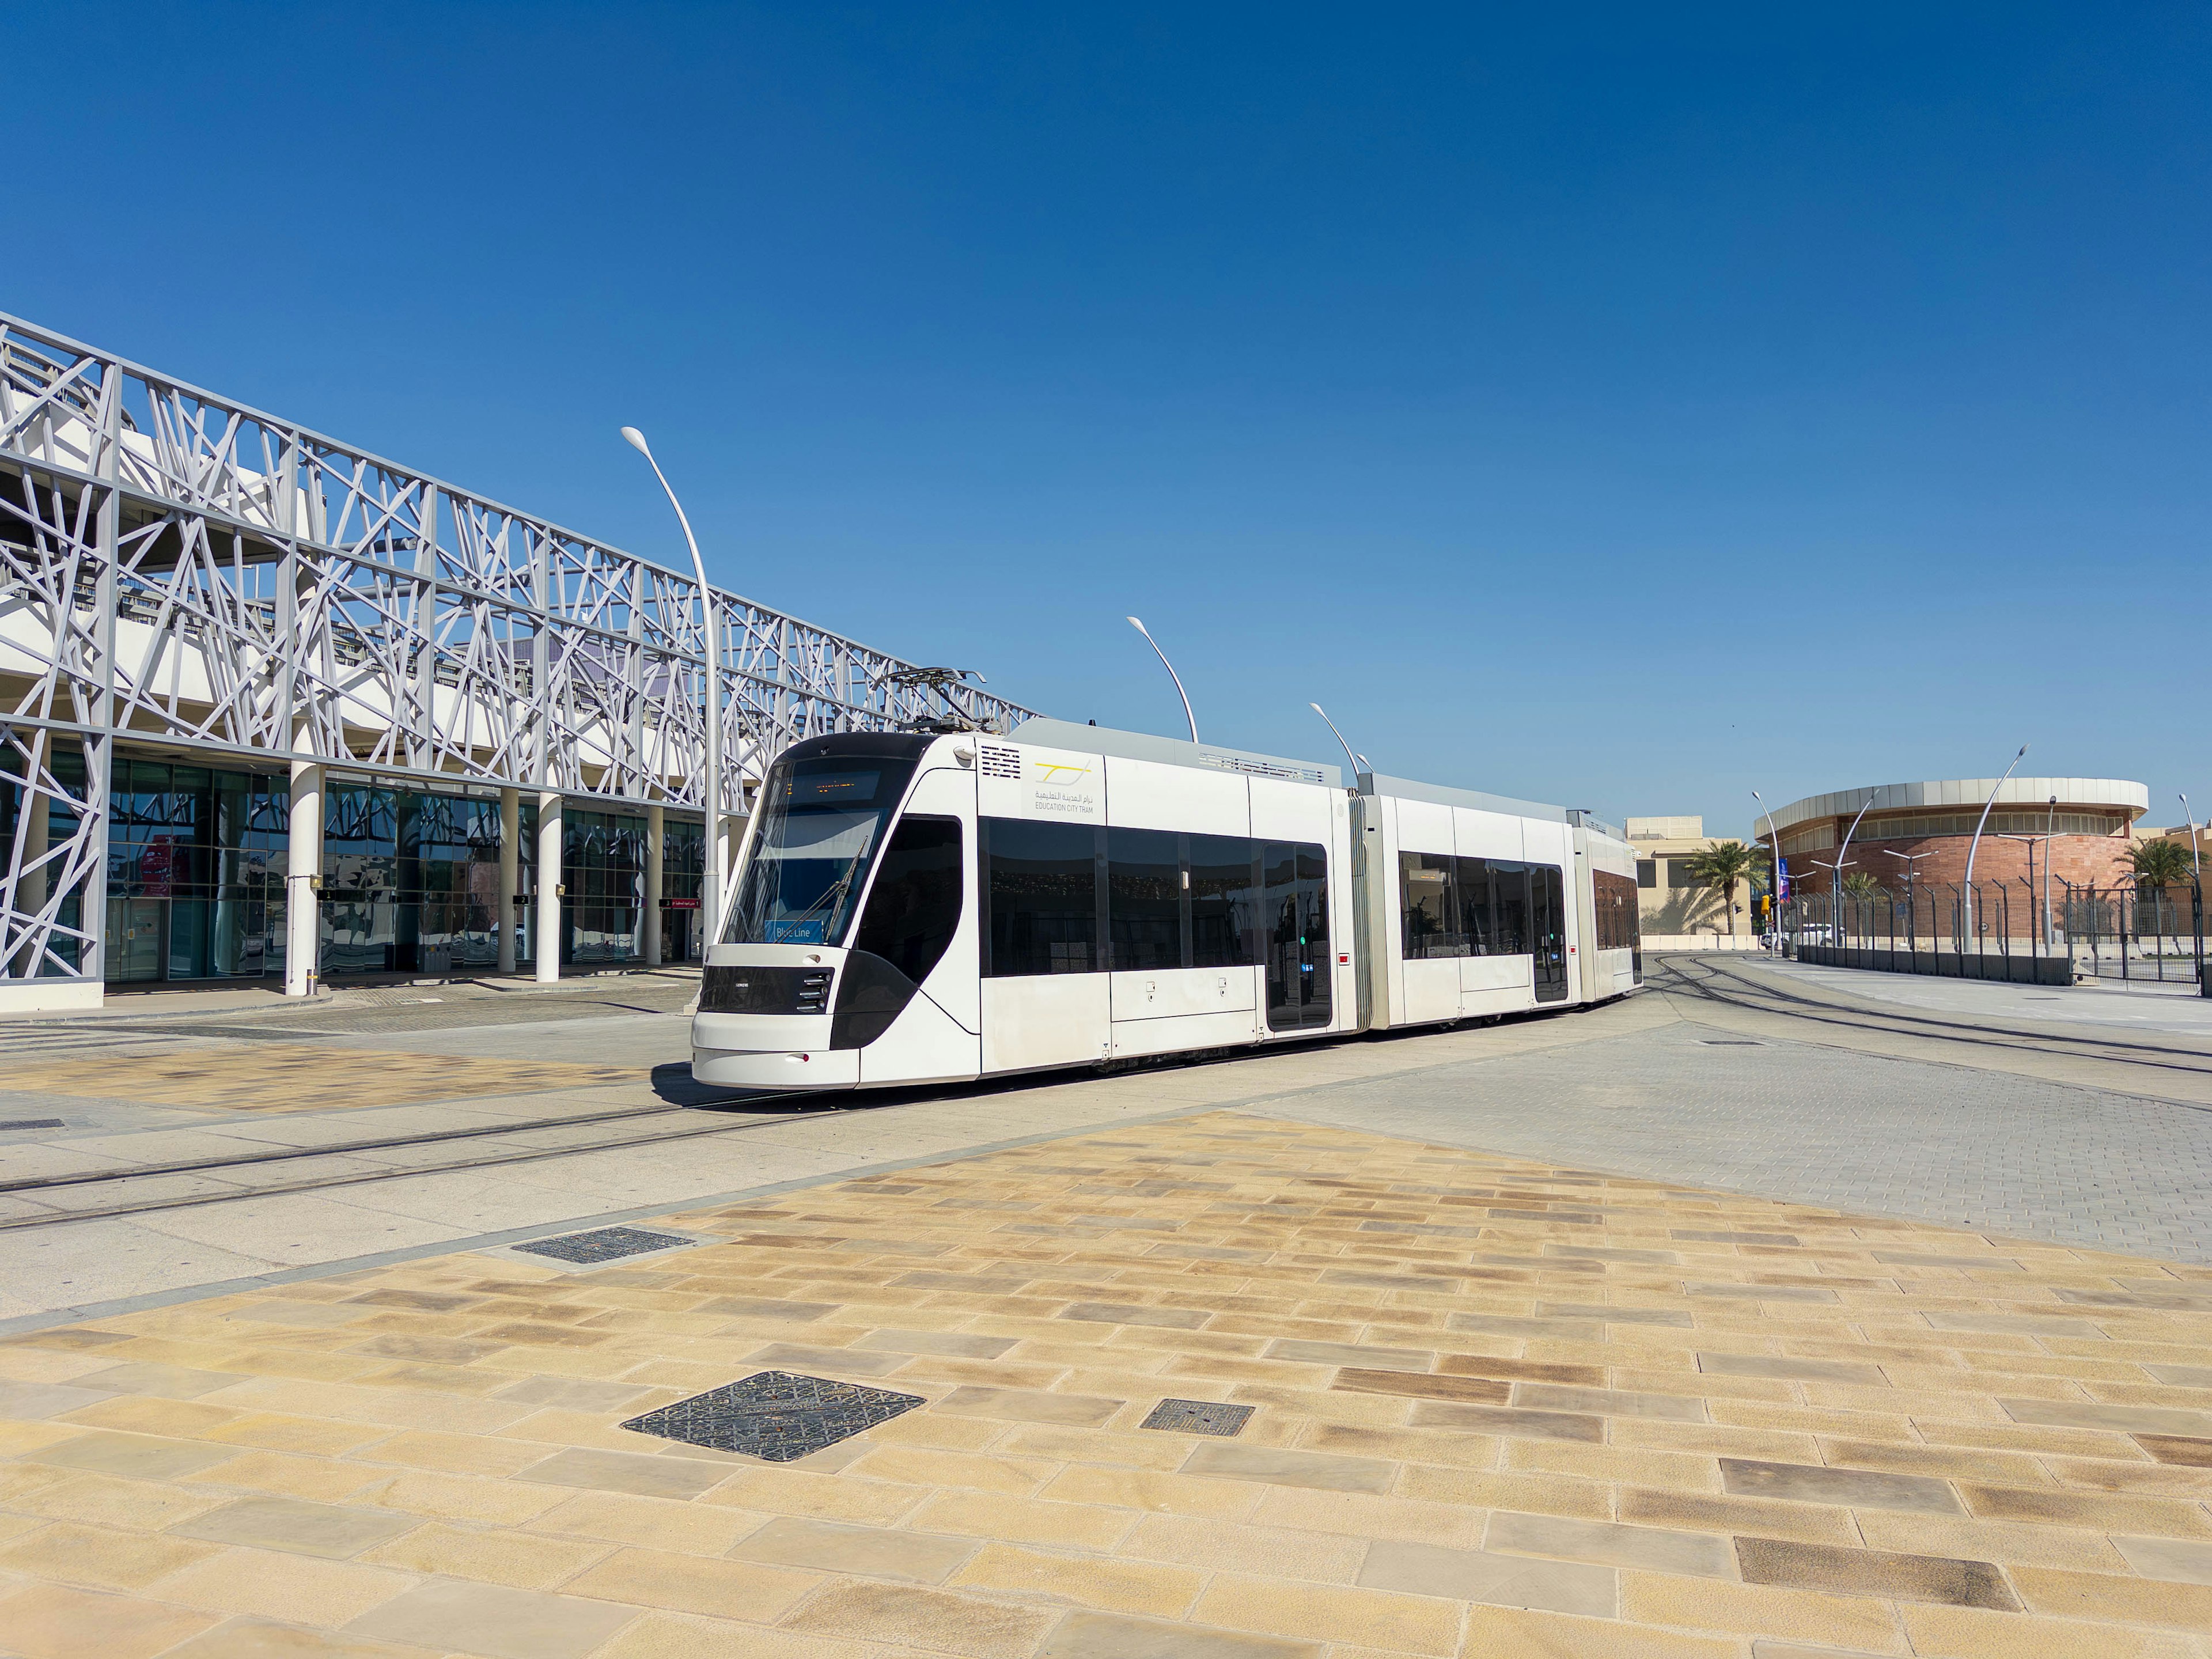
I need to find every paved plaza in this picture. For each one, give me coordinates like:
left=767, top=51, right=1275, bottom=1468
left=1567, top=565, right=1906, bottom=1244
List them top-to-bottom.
left=0, top=961, right=2207, bottom=1654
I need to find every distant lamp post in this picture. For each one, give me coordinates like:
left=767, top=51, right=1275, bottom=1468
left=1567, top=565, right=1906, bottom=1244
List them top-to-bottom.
left=621, top=426, right=722, bottom=945
left=1128, top=617, right=1198, bottom=743
left=1961, top=745, right=2029, bottom=952
left=1751, top=790, right=1789, bottom=950
left=1996, top=831, right=2051, bottom=959
left=1881, top=846, right=1937, bottom=954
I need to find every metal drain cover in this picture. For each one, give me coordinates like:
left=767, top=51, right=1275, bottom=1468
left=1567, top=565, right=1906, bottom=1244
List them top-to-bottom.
left=1699, top=1039, right=1762, bottom=1047
left=0, top=1119, right=65, bottom=1131
left=515, top=1226, right=694, bottom=1264
left=623, top=1371, right=925, bottom=1461
left=1140, top=1398, right=1253, bottom=1436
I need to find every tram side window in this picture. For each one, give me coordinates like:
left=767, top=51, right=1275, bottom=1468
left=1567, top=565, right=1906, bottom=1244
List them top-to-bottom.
left=853, top=816, right=963, bottom=985
left=982, top=818, right=1101, bottom=976
left=1108, top=827, right=1182, bottom=971
left=1188, top=834, right=1259, bottom=969
left=1400, top=852, right=1549, bottom=957
left=1400, top=853, right=1459, bottom=957
left=1491, top=861, right=1532, bottom=955
left=1593, top=869, right=1640, bottom=950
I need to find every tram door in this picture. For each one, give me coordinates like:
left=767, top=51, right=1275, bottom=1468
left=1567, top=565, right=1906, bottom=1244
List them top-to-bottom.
left=1263, top=842, right=1331, bottom=1031
left=1532, top=864, right=1569, bottom=1002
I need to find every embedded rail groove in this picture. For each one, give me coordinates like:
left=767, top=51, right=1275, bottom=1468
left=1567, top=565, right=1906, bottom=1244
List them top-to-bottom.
left=1650, top=954, right=2212, bottom=1085
left=0, top=1103, right=823, bottom=1234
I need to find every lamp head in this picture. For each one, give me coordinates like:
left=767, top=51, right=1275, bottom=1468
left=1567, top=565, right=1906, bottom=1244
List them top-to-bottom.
left=620, top=426, right=652, bottom=456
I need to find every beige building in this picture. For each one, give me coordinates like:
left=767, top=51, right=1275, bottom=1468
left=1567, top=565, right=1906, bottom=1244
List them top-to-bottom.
left=1627, top=816, right=1762, bottom=945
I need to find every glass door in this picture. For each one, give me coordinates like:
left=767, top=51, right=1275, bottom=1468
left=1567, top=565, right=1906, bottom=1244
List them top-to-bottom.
left=1263, top=842, right=1332, bottom=1030
left=1533, top=865, right=1569, bottom=1002
left=105, top=897, right=164, bottom=982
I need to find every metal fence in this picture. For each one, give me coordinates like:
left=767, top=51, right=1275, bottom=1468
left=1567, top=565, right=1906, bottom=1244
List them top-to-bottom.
left=1779, top=881, right=2206, bottom=988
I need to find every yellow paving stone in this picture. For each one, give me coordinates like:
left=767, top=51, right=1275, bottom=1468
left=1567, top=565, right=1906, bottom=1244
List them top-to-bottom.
left=58, top=1394, right=246, bottom=1437
left=196, top=1412, right=391, bottom=1456
left=0, top=1419, right=90, bottom=1457
left=344, top=1427, right=551, bottom=1477
left=1500, top=1438, right=1727, bottom=1490
left=844, top=1445, right=1060, bottom=1495
left=185, top=1449, right=385, bottom=1502
left=2042, top=1458, right=2212, bottom=1497
left=1040, top=1463, right=1268, bottom=1518
left=1395, top=1463, right=1616, bottom=1521
left=700, top=1467, right=933, bottom=1525
left=12, top=1469, right=235, bottom=1529
left=346, top=1469, right=574, bottom=1525
left=528, top=1490, right=770, bottom=1553
left=905, top=1490, right=1139, bottom=1551
left=1850, top=1511, right=2135, bottom=1573
left=1118, top=1513, right=1368, bottom=1582
left=362, top=1518, right=612, bottom=1588
left=0, top=1520, right=224, bottom=1590
left=949, top=1540, right=1206, bottom=1615
left=149, top=1546, right=416, bottom=1624
left=2010, top=1566, right=2212, bottom=1632
left=1192, top=1572, right=1466, bottom=1655
left=1622, top=1573, right=1910, bottom=1650
left=778, top=1578, right=1057, bottom=1657
left=0, top=1580, right=224, bottom=1658
left=1900, top=1603, right=2211, bottom=1657
left=591, top=1611, right=914, bottom=1658
left=158, top=1616, right=452, bottom=1657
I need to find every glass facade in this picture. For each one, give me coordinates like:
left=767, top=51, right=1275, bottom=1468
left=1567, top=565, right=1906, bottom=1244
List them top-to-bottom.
left=96, top=749, right=696, bottom=983
left=105, top=759, right=287, bottom=983
left=320, top=782, right=505, bottom=972
left=562, top=808, right=646, bottom=964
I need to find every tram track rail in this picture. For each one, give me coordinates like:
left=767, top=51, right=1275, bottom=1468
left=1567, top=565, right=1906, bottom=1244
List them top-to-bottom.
left=1649, top=952, right=2212, bottom=1088
left=0, top=1094, right=837, bottom=1234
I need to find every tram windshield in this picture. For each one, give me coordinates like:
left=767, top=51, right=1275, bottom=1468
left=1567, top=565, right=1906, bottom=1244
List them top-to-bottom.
left=725, top=755, right=918, bottom=946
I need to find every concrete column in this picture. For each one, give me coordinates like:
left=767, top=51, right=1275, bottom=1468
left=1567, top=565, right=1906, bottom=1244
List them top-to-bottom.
left=14, top=738, right=50, bottom=979
left=285, top=761, right=323, bottom=997
left=497, top=787, right=519, bottom=974
left=536, top=790, right=562, bottom=983
left=642, top=804, right=664, bottom=966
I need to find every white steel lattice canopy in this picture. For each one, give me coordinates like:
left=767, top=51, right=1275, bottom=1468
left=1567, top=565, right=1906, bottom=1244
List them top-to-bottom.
left=0, top=310, right=1036, bottom=984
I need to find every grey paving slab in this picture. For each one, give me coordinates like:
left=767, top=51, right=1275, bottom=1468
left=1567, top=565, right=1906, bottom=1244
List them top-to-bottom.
left=1253, top=1017, right=2212, bottom=1263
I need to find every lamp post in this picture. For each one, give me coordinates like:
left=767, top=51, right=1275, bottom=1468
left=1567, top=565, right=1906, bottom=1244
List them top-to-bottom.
left=620, top=427, right=721, bottom=948
left=1127, top=617, right=1198, bottom=743
left=1309, top=703, right=1368, bottom=781
left=1961, top=745, right=2029, bottom=957
left=1751, top=790, right=1789, bottom=953
left=2180, top=793, right=2206, bottom=997
left=2045, top=794, right=2058, bottom=947
left=1996, top=832, right=2051, bottom=960
left=1881, top=846, right=1937, bottom=956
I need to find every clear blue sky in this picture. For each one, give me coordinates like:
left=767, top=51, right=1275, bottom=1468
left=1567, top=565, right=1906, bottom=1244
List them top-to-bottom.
left=12, top=4, right=2207, bottom=835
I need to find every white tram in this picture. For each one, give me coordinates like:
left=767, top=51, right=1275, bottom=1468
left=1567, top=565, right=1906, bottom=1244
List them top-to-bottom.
left=691, top=718, right=1641, bottom=1091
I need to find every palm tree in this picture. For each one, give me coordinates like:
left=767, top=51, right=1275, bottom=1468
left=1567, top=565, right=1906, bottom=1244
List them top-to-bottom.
left=2128, top=839, right=2197, bottom=941
left=2129, top=839, right=2197, bottom=889
left=1681, top=840, right=1771, bottom=934
left=1840, top=871, right=1884, bottom=899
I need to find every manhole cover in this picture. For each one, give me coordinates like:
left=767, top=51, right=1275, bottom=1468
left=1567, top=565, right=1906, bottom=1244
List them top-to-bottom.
left=0, top=1119, right=65, bottom=1131
left=514, top=1226, right=694, bottom=1264
left=623, top=1371, right=924, bottom=1461
left=1140, top=1398, right=1253, bottom=1436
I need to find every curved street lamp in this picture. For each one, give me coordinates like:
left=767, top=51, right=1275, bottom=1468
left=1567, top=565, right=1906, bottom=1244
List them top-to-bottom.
left=620, top=426, right=722, bottom=946
left=1128, top=616, right=1198, bottom=744
left=1309, top=703, right=1368, bottom=780
left=1960, top=744, right=2029, bottom=952
left=1751, top=789, right=1789, bottom=949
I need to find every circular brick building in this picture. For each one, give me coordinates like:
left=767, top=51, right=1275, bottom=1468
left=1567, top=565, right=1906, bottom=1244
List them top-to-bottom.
left=1760, top=777, right=2149, bottom=896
